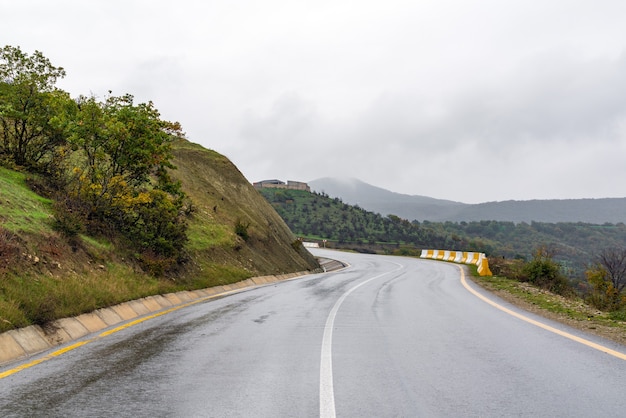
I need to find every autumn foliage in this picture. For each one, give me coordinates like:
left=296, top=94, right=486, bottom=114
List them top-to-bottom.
left=0, top=45, right=189, bottom=274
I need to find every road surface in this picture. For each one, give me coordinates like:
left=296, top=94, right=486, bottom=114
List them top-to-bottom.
left=1, top=249, right=626, bottom=417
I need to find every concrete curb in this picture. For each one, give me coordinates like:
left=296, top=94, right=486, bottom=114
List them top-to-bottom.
left=0, top=270, right=318, bottom=367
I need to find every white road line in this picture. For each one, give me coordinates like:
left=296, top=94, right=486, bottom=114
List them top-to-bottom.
left=319, top=262, right=403, bottom=418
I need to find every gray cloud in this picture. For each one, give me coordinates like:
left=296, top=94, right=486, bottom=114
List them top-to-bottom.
left=3, top=0, right=626, bottom=203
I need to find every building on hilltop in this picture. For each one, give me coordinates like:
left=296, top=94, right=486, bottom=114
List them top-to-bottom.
left=253, top=179, right=311, bottom=192
left=254, top=179, right=285, bottom=187
left=285, top=181, right=310, bottom=191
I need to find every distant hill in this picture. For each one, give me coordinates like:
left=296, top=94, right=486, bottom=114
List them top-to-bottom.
left=309, top=177, right=626, bottom=224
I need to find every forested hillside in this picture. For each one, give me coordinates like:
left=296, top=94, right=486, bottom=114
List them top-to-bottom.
left=259, top=188, right=626, bottom=280
left=259, top=188, right=468, bottom=252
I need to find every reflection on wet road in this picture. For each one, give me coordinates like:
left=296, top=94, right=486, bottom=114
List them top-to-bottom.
left=2, top=249, right=626, bottom=417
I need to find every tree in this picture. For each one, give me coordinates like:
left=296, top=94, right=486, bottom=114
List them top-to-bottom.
left=0, top=45, right=70, bottom=170
left=0, top=45, right=190, bottom=274
left=0, top=46, right=65, bottom=90
left=62, top=93, right=188, bottom=273
left=67, top=93, right=184, bottom=215
left=69, top=94, right=182, bottom=185
left=586, top=248, right=626, bottom=310
left=594, top=248, right=626, bottom=294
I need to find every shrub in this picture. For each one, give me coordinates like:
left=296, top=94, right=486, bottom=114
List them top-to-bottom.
left=126, top=189, right=188, bottom=257
left=52, top=197, right=86, bottom=237
left=234, top=219, right=250, bottom=241
left=291, top=239, right=304, bottom=253
left=135, top=250, right=178, bottom=277
left=522, top=250, right=570, bottom=295
left=488, top=256, right=525, bottom=279
left=609, top=309, right=626, bottom=321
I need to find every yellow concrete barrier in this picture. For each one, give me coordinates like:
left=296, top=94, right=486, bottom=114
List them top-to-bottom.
left=420, top=249, right=492, bottom=276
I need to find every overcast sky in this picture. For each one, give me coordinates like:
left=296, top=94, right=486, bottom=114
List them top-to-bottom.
left=3, top=0, right=626, bottom=203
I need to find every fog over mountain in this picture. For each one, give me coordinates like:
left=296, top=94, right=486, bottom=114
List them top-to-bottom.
left=6, top=2, right=626, bottom=204
left=309, top=177, right=626, bottom=224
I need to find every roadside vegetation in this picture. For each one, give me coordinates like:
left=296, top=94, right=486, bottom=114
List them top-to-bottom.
left=0, top=45, right=318, bottom=332
left=1, top=45, right=189, bottom=274
left=472, top=261, right=626, bottom=346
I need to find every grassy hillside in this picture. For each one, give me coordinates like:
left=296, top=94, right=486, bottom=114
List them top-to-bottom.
left=169, top=139, right=318, bottom=275
left=0, top=140, right=318, bottom=332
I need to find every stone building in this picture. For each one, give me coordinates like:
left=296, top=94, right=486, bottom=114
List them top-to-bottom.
left=253, top=179, right=311, bottom=192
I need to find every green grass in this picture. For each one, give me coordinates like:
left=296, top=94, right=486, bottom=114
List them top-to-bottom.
left=0, top=167, right=53, bottom=233
left=186, top=216, right=234, bottom=251
left=80, top=234, right=113, bottom=251
left=0, top=256, right=253, bottom=333
left=183, top=258, right=252, bottom=288
left=0, top=266, right=179, bottom=331
left=473, top=273, right=626, bottom=333
left=0, top=298, right=30, bottom=330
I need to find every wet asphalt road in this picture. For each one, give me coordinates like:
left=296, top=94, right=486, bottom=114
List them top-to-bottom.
left=2, top=249, right=626, bottom=417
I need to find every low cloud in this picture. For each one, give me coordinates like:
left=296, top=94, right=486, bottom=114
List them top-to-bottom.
left=4, top=0, right=626, bottom=202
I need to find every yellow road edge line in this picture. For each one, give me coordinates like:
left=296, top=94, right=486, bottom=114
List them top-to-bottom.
left=457, top=265, right=626, bottom=361
left=0, top=288, right=245, bottom=379
left=0, top=340, right=91, bottom=379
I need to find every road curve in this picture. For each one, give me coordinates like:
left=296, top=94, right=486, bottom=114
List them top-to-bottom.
left=1, top=249, right=626, bottom=417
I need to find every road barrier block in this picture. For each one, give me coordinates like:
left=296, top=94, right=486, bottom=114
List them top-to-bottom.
left=420, top=249, right=492, bottom=276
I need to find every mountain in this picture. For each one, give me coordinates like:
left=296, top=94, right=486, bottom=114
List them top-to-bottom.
left=309, top=177, right=626, bottom=224
left=309, top=177, right=466, bottom=221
